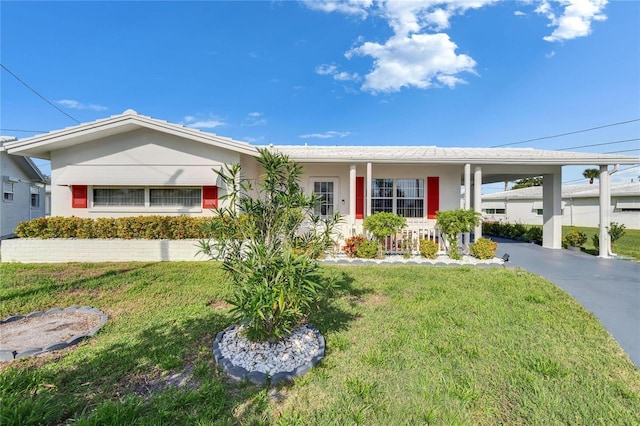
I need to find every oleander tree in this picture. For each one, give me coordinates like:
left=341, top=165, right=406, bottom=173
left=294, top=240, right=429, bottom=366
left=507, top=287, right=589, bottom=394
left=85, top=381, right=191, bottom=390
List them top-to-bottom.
left=198, top=148, right=341, bottom=342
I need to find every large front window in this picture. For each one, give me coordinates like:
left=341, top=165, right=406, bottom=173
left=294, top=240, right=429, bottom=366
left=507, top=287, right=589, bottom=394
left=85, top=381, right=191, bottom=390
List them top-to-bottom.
left=372, top=178, right=424, bottom=217
left=92, top=187, right=201, bottom=208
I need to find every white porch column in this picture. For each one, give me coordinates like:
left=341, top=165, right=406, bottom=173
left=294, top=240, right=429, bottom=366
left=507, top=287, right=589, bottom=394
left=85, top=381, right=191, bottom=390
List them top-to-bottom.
left=366, top=162, right=372, bottom=217
left=464, top=164, right=471, bottom=246
left=349, top=165, right=356, bottom=230
left=599, top=165, right=611, bottom=258
left=473, top=166, right=482, bottom=240
left=542, top=168, right=562, bottom=249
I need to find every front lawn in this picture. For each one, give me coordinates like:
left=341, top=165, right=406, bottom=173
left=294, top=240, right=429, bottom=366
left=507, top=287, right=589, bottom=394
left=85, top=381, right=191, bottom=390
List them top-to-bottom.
left=562, top=226, right=640, bottom=260
left=1, top=262, right=638, bottom=425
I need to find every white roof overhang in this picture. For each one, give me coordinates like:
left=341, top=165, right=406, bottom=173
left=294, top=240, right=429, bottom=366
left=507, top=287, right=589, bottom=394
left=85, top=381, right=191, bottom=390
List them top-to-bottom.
left=4, top=110, right=258, bottom=159
left=55, top=165, right=221, bottom=186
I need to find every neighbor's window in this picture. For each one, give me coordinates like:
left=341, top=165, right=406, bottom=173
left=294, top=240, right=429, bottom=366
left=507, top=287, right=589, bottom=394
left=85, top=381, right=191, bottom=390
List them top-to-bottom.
left=313, top=181, right=335, bottom=217
left=3, top=182, right=14, bottom=202
left=30, top=186, right=40, bottom=208
left=93, top=188, right=144, bottom=207
left=150, top=188, right=201, bottom=207
left=484, top=208, right=506, bottom=215
left=536, top=209, right=543, bottom=216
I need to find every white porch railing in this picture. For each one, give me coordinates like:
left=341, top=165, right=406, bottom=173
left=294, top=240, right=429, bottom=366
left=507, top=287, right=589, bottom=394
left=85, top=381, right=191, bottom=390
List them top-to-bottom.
left=347, top=219, right=446, bottom=255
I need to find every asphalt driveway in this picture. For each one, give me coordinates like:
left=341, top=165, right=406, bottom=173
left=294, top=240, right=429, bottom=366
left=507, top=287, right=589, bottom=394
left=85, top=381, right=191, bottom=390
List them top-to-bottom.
left=494, top=238, right=640, bottom=369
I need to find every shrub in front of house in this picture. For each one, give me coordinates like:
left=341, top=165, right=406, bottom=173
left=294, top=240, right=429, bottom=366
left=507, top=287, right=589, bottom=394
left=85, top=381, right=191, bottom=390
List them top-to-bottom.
left=436, top=209, right=481, bottom=260
left=15, top=216, right=210, bottom=239
left=509, top=223, right=528, bottom=239
left=525, top=226, right=543, bottom=243
left=563, top=230, right=587, bottom=248
left=342, top=235, right=366, bottom=258
left=469, top=238, right=498, bottom=259
left=355, top=239, right=381, bottom=259
left=419, top=239, right=439, bottom=259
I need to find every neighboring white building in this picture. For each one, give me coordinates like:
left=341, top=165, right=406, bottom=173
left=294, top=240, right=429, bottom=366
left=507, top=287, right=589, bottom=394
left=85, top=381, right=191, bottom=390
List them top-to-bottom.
left=4, top=110, right=638, bottom=254
left=0, top=136, right=47, bottom=239
left=482, top=183, right=640, bottom=229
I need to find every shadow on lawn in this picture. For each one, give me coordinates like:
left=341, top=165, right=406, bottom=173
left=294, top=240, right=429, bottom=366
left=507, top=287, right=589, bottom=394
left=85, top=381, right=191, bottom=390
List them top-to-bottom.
left=1, top=263, right=157, bottom=305
left=1, top=270, right=365, bottom=425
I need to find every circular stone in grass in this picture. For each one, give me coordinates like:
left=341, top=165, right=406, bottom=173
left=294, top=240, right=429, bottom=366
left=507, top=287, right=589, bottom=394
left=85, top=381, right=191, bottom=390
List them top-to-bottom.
left=0, top=307, right=108, bottom=361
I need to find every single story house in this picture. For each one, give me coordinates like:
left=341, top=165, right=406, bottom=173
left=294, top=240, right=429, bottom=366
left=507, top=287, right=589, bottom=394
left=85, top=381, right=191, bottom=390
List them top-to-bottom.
left=4, top=110, right=638, bottom=257
left=0, top=136, right=47, bottom=239
left=482, top=183, right=640, bottom=229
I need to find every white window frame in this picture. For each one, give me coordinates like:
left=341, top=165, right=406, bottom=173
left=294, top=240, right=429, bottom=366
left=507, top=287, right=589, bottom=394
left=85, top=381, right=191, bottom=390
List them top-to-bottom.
left=310, top=178, right=339, bottom=218
left=371, top=178, right=425, bottom=218
left=3, top=182, right=14, bottom=202
left=88, top=186, right=203, bottom=213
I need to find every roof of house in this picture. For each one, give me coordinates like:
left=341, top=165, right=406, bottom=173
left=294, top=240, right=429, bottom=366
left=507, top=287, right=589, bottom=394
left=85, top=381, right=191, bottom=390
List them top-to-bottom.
left=3, top=109, right=257, bottom=159
left=4, top=110, right=637, bottom=169
left=0, top=136, right=47, bottom=183
left=269, top=145, right=639, bottom=166
left=482, top=183, right=640, bottom=200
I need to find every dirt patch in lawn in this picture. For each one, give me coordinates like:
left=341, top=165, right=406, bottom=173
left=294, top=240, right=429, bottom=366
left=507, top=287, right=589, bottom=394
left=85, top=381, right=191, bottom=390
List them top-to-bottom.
left=0, top=311, right=104, bottom=355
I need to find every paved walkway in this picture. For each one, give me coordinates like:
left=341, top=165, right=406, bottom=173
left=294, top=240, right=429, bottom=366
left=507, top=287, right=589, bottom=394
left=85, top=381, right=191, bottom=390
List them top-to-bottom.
left=493, top=238, right=640, bottom=369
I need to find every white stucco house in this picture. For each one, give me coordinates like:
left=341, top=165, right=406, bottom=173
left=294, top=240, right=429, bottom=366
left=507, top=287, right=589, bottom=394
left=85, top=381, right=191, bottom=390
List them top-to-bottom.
left=4, top=110, right=638, bottom=257
left=0, top=136, right=47, bottom=239
left=481, top=183, right=640, bottom=229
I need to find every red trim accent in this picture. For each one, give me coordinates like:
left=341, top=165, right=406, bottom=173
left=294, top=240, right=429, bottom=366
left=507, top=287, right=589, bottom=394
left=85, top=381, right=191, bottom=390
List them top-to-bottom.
left=355, top=177, right=365, bottom=219
left=427, top=177, right=439, bottom=219
left=71, top=185, right=87, bottom=208
left=202, top=186, right=218, bottom=209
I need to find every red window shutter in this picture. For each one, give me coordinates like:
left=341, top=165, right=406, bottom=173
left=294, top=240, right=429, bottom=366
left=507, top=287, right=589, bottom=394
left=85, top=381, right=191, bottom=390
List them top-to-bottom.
left=355, top=176, right=365, bottom=219
left=427, top=177, right=439, bottom=219
left=71, top=185, right=87, bottom=208
left=202, top=186, right=218, bottom=209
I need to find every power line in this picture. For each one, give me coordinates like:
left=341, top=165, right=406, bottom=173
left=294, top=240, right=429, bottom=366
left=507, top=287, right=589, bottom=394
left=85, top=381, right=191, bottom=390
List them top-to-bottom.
left=0, top=64, right=80, bottom=124
left=490, top=118, right=640, bottom=148
left=0, top=128, right=49, bottom=133
left=556, top=138, right=640, bottom=151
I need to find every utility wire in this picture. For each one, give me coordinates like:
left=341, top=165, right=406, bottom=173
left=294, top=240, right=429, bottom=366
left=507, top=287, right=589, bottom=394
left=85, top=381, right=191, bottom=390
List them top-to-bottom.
left=1, top=64, right=80, bottom=124
left=490, top=118, right=640, bottom=148
left=0, top=128, right=49, bottom=133
left=556, top=138, right=640, bottom=151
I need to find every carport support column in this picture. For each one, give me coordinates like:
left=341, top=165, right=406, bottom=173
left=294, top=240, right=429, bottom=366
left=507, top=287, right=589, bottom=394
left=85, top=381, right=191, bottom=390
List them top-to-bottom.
left=366, top=162, right=372, bottom=218
left=464, top=164, right=471, bottom=246
left=349, top=165, right=356, bottom=233
left=599, top=165, right=611, bottom=258
left=473, top=166, right=482, bottom=241
left=542, top=169, right=562, bottom=249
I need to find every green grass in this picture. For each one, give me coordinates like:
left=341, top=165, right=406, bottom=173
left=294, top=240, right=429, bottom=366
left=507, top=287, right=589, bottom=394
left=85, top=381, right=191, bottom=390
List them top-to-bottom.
left=562, top=226, right=640, bottom=260
left=1, top=263, right=638, bottom=425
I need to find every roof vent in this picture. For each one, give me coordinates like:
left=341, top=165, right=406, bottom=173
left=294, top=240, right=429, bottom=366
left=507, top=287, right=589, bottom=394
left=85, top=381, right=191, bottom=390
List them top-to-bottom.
left=123, top=109, right=138, bottom=115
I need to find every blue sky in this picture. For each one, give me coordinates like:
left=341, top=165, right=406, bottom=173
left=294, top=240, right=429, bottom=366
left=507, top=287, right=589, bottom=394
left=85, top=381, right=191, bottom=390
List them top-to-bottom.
left=1, top=0, right=638, bottom=192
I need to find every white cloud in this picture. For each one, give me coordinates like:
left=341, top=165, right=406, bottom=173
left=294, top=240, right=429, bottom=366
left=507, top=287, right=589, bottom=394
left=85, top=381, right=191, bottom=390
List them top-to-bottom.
left=301, top=0, right=372, bottom=18
left=536, top=0, right=608, bottom=42
left=514, top=10, right=527, bottom=16
left=348, top=33, right=476, bottom=92
left=545, top=50, right=556, bottom=58
left=316, top=64, right=360, bottom=82
left=316, top=64, right=338, bottom=75
left=57, top=99, right=107, bottom=111
left=245, top=112, right=267, bottom=126
left=183, top=114, right=225, bottom=129
left=299, top=130, right=351, bottom=139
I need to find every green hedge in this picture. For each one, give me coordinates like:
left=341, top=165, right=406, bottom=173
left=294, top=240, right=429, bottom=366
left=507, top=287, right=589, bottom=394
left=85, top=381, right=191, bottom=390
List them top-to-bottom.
left=15, top=216, right=212, bottom=240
